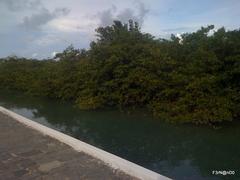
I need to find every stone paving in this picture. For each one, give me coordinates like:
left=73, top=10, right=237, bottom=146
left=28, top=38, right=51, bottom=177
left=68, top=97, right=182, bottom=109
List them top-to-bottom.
left=0, top=112, right=137, bottom=180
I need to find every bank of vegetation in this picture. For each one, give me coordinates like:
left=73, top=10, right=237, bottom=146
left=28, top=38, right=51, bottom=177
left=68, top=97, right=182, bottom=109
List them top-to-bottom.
left=0, top=20, right=239, bottom=125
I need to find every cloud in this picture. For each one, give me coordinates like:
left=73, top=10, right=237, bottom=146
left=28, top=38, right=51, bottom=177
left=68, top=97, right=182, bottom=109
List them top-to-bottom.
left=0, top=0, right=43, bottom=11
left=2, top=0, right=239, bottom=59
left=97, top=1, right=149, bottom=27
left=137, top=1, right=149, bottom=25
left=19, top=7, right=70, bottom=30
left=98, top=8, right=114, bottom=27
left=117, top=8, right=135, bottom=23
left=49, top=18, right=96, bottom=33
left=161, top=27, right=195, bottom=32
left=33, top=33, right=70, bottom=46
left=176, top=33, right=183, bottom=44
left=51, top=51, right=58, bottom=57
left=31, top=53, right=38, bottom=58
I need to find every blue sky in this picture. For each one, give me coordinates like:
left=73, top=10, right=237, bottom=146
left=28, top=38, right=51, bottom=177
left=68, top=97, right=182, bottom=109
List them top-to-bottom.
left=0, top=0, right=240, bottom=59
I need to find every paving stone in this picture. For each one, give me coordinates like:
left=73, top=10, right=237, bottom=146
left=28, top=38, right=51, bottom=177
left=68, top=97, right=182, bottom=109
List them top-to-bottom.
left=0, top=112, right=137, bottom=180
left=19, top=149, right=42, bottom=157
left=18, top=158, right=37, bottom=169
left=38, top=160, right=63, bottom=172
left=14, top=169, right=28, bottom=177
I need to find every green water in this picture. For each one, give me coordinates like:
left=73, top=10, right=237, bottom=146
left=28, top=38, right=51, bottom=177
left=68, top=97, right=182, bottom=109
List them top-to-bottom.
left=0, top=90, right=239, bottom=180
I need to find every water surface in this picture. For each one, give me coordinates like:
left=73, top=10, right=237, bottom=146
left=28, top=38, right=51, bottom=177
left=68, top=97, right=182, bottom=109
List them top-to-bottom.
left=0, top=90, right=239, bottom=180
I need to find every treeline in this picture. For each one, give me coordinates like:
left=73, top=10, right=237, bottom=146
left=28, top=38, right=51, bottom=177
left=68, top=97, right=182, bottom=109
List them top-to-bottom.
left=0, top=20, right=239, bottom=125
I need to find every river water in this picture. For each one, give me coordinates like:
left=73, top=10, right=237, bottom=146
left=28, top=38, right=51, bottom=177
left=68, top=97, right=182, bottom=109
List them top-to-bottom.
left=0, top=90, right=239, bottom=179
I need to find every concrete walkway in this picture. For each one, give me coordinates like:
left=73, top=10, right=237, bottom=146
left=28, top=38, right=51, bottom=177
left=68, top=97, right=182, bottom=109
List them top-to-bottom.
left=0, top=112, right=136, bottom=180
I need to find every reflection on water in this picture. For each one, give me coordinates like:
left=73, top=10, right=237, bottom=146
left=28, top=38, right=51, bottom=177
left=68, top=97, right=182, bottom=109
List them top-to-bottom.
left=0, top=90, right=239, bottom=180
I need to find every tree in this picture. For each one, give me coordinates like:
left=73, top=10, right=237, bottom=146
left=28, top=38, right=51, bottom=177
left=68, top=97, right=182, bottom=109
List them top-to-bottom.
left=0, top=22, right=239, bottom=126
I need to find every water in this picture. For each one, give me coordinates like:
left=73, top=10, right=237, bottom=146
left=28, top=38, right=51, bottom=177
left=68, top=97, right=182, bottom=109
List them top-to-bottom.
left=0, top=90, right=239, bottom=180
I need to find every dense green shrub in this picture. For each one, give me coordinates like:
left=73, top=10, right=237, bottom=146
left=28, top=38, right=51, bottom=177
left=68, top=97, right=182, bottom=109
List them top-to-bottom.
left=0, top=21, right=239, bottom=125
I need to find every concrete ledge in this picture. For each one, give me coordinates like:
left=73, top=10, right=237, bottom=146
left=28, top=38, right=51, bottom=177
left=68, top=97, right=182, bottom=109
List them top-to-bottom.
left=0, top=106, right=171, bottom=180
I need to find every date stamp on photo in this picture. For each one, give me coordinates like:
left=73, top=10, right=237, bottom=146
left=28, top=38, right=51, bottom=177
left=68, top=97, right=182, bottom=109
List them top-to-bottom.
left=212, top=170, right=235, bottom=176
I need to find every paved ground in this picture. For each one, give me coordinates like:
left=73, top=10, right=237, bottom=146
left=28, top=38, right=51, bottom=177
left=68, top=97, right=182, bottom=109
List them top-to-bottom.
left=0, top=112, right=136, bottom=180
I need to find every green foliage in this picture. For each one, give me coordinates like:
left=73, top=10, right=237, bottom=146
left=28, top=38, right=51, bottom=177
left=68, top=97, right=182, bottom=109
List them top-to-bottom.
left=0, top=21, right=239, bottom=125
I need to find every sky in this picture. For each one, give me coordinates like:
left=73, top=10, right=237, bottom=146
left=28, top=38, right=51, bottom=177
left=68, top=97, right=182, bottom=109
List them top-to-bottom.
left=0, top=0, right=240, bottom=59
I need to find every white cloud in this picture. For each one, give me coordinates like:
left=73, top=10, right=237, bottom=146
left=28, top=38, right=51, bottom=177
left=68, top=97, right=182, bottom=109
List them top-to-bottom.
left=0, top=0, right=43, bottom=11
left=1, top=0, right=240, bottom=59
left=97, top=1, right=149, bottom=27
left=19, top=7, right=70, bottom=30
left=49, top=18, right=96, bottom=33
left=207, top=28, right=217, bottom=36
left=34, top=33, right=74, bottom=46
left=176, top=33, right=183, bottom=44
left=51, top=51, right=58, bottom=57
left=31, top=53, right=38, bottom=57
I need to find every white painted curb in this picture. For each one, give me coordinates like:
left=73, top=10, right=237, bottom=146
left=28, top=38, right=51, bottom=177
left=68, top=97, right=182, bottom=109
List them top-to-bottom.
left=0, top=106, right=171, bottom=180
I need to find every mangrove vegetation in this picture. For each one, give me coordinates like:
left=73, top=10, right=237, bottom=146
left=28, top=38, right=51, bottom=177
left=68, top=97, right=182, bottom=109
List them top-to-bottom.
left=0, top=20, right=239, bottom=125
